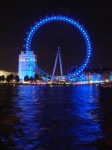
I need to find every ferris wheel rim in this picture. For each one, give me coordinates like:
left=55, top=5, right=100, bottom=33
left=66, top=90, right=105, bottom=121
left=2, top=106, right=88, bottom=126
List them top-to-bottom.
left=25, top=15, right=92, bottom=80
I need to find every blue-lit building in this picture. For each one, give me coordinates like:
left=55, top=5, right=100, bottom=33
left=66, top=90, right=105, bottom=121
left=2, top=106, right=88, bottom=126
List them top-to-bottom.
left=18, top=51, right=37, bottom=81
left=110, top=72, right=112, bottom=81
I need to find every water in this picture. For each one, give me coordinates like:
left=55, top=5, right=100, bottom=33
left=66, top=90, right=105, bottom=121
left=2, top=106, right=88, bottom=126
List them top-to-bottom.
left=0, top=84, right=112, bottom=149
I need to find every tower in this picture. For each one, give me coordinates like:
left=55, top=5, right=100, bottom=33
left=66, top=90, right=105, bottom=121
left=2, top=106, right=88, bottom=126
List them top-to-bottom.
left=18, top=51, right=37, bottom=81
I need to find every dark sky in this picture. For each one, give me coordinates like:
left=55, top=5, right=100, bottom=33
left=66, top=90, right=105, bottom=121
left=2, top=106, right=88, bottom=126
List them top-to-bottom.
left=0, top=0, right=112, bottom=74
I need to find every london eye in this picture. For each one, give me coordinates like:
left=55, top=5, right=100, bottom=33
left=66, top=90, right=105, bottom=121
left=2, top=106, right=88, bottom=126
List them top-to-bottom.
left=25, top=15, right=92, bottom=81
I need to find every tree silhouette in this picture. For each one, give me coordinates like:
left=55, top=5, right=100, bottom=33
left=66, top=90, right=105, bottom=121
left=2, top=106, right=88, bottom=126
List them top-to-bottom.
left=6, top=74, right=15, bottom=82
left=10, top=74, right=15, bottom=81
left=34, top=74, right=39, bottom=81
left=0, top=75, right=5, bottom=82
left=1, top=75, right=5, bottom=81
left=6, top=75, right=11, bottom=82
left=15, top=75, right=20, bottom=83
left=24, top=75, right=29, bottom=82
left=0, top=76, right=2, bottom=81
left=29, top=76, right=34, bottom=82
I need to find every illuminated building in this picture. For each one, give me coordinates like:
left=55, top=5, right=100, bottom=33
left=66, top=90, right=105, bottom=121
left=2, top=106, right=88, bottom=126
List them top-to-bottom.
left=18, top=51, right=37, bottom=81
left=0, top=70, right=17, bottom=77
left=110, top=72, right=112, bottom=81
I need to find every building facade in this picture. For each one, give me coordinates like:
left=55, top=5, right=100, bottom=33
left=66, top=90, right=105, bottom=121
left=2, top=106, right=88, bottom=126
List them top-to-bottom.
left=18, top=51, right=37, bottom=81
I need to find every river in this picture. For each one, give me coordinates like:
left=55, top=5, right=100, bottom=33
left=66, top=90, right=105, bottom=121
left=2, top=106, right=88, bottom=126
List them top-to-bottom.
left=0, top=84, right=112, bottom=149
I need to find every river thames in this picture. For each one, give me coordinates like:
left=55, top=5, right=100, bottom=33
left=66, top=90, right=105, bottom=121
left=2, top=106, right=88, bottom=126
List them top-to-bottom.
left=0, top=84, right=112, bottom=149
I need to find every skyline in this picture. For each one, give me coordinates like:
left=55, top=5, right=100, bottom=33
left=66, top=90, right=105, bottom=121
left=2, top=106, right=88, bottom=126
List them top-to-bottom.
left=0, top=0, right=112, bottom=74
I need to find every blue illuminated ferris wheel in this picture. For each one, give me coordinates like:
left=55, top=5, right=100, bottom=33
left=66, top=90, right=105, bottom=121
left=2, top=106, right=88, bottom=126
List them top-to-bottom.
left=25, top=15, right=92, bottom=80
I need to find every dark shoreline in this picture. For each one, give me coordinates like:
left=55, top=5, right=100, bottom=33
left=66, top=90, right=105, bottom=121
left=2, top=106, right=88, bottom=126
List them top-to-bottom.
left=0, top=82, right=100, bottom=86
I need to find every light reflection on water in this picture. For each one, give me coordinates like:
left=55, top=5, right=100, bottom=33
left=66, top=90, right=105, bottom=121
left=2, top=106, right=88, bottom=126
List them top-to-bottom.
left=0, top=84, right=111, bottom=149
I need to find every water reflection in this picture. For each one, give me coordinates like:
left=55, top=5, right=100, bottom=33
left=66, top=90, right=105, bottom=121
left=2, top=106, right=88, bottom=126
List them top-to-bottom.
left=0, top=84, right=110, bottom=149
left=0, top=84, right=20, bottom=148
left=98, top=89, right=112, bottom=149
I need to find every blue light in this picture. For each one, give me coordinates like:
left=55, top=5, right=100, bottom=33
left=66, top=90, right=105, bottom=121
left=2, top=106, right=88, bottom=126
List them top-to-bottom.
left=25, top=15, right=92, bottom=80
left=110, top=74, right=112, bottom=81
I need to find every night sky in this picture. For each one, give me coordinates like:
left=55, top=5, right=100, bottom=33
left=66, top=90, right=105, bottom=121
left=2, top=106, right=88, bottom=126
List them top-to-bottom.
left=0, top=0, right=112, bottom=75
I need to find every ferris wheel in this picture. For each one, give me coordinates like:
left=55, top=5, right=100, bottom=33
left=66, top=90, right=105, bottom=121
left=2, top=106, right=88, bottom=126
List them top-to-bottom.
left=25, top=15, right=92, bottom=81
